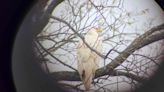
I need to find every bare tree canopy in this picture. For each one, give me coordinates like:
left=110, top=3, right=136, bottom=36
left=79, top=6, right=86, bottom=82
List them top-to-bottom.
left=32, top=0, right=164, bottom=91
left=50, top=23, right=164, bottom=81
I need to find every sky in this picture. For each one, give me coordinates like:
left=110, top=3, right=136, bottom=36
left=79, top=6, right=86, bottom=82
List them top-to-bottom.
left=37, top=0, right=164, bottom=91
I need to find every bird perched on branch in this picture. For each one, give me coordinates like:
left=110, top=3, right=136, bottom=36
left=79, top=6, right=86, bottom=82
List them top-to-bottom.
left=77, top=28, right=103, bottom=90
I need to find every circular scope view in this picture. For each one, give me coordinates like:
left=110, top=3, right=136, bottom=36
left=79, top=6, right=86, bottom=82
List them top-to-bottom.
left=13, top=0, right=164, bottom=92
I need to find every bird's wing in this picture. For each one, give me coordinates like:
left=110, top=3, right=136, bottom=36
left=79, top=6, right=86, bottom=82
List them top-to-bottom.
left=76, top=29, right=103, bottom=90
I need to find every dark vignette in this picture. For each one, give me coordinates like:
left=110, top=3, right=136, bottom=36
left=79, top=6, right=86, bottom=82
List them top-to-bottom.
left=0, top=0, right=34, bottom=92
left=12, top=1, right=164, bottom=92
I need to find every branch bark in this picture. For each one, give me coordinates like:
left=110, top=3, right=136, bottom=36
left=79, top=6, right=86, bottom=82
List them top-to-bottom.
left=29, top=0, right=64, bottom=37
left=50, top=16, right=106, bottom=59
left=50, top=23, right=164, bottom=82
left=95, top=23, right=164, bottom=79
left=35, top=39, right=78, bottom=72
left=51, top=70, right=147, bottom=83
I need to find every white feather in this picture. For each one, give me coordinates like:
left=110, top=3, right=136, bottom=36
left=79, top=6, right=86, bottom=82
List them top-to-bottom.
left=77, top=28, right=102, bottom=90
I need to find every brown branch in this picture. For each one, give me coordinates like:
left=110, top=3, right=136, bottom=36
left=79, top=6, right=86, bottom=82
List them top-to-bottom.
left=31, top=0, right=64, bottom=36
left=89, top=0, right=112, bottom=29
left=50, top=16, right=105, bottom=58
left=50, top=23, right=164, bottom=82
left=95, top=23, right=164, bottom=78
left=35, top=39, right=78, bottom=72
left=133, top=53, right=160, bottom=66
left=51, top=70, right=146, bottom=83
left=111, top=70, right=147, bottom=82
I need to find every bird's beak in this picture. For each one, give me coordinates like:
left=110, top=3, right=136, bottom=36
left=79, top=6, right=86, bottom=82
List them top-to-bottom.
left=96, top=28, right=103, bottom=32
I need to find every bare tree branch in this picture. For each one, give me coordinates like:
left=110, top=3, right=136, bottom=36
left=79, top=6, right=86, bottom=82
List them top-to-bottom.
left=31, top=0, right=64, bottom=36
left=33, top=0, right=164, bottom=91
left=50, top=15, right=105, bottom=58
left=50, top=23, right=164, bottom=82
left=96, top=23, right=164, bottom=78
left=35, top=39, right=78, bottom=72
left=51, top=70, right=147, bottom=83
left=111, top=70, right=147, bottom=82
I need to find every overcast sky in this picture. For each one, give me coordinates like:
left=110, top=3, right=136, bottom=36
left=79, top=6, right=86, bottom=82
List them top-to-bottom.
left=38, top=0, right=164, bottom=91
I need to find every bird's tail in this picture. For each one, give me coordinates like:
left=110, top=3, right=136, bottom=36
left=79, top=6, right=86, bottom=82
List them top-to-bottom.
left=82, top=71, right=93, bottom=90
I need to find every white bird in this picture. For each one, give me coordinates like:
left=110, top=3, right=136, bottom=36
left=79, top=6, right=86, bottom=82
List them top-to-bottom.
left=77, top=28, right=103, bottom=90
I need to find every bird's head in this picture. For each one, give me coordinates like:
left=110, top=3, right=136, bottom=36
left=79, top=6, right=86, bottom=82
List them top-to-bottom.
left=86, top=28, right=103, bottom=36
left=95, top=28, right=103, bottom=33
